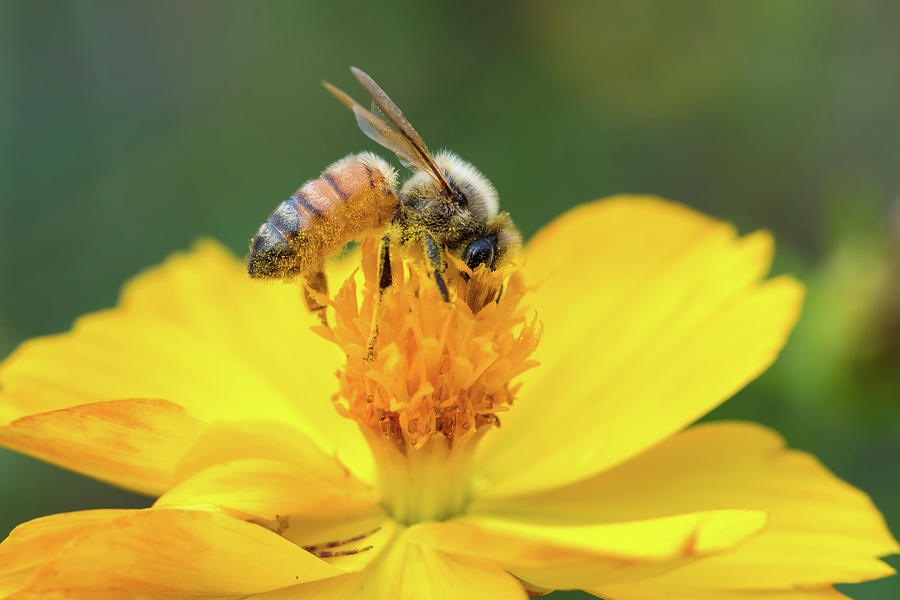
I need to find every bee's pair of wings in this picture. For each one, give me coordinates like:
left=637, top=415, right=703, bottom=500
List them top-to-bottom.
left=324, top=68, right=454, bottom=197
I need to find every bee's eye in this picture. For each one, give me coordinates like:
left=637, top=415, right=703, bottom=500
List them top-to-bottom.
left=462, top=234, right=497, bottom=272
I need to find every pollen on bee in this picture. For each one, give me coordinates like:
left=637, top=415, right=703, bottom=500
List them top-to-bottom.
left=314, top=236, right=541, bottom=451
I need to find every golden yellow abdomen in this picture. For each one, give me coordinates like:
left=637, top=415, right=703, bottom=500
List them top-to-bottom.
left=248, top=153, right=398, bottom=279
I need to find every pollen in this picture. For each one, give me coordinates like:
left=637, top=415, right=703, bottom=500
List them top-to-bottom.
left=316, top=238, right=540, bottom=451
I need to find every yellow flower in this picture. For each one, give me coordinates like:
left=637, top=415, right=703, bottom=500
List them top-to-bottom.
left=0, top=197, right=896, bottom=599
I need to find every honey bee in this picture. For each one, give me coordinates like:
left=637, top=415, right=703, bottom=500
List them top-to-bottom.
left=247, top=67, right=520, bottom=326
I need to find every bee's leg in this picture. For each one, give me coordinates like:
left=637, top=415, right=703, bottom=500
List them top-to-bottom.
left=422, top=232, right=450, bottom=303
left=366, top=233, right=393, bottom=361
left=303, top=267, right=329, bottom=326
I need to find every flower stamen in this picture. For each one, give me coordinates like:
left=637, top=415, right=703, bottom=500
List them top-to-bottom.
left=314, top=238, right=540, bottom=524
left=317, top=238, right=540, bottom=450
left=300, top=525, right=381, bottom=558
left=301, top=526, right=382, bottom=552
left=310, top=545, right=374, bottom=558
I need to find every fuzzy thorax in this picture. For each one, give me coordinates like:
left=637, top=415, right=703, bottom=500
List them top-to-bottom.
left=315, top=237, right=540, bottom=522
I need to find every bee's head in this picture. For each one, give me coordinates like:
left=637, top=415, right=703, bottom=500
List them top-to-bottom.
left=398, top=151, right=499, bottom=247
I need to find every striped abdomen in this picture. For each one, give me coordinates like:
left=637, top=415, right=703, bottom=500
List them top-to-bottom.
left=247, top=152, right=399, bottom=279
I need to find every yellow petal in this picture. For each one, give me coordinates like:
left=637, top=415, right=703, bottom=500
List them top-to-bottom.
left=477, top=196, right=804, bottom=496
left=0, top=240, right=371, bottom=479
left=116, top=240, right=351, bottom=446
left=0, top=399, right=204, bottom=495
left=158, top=415, right=391, bottom=574
left=172, top=419, right=373, bottom=485
left=473, top=422, right=898, bottom=591
left=159, top=429, right=389, bottom=575
left=156, top=458, right=378, bottom=522
left=159, top=464, right=393, bottom=576
left=8, top=508, right=341, bottom=600
left=0, top=509, right=131, bottom=597
left=408, top=510, right=766, bottom=590
left=253, top=528, right=527, bottom=599
left=591, top=583, right=851, bottom=600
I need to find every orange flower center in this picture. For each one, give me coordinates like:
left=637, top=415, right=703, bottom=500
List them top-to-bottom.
left=315, top=238, right=540, bottom=523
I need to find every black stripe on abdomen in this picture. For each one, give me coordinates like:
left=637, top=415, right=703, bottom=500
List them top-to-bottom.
left=322, top=172, right=349, bottom=199
left=292, top=190, right=323, bottom=218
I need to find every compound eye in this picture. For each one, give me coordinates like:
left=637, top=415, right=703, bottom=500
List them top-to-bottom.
left=462, top=235, right=496, bottom=272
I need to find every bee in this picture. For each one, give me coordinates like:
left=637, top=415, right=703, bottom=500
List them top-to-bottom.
left=247, top=68, right=520, bottom=329
left=247, top=149, right=400, bottom=318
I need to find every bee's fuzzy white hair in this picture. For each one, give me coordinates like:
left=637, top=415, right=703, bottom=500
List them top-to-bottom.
left=433, top=150, right=499, bottom=217
left=325, top=152, right=399, bottom=191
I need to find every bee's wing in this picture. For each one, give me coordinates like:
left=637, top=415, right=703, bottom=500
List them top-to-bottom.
left=350, top=68, right=453, bottom=195
left=350, top=68, right=430, bottom=157
left=324, top=81, right=427, bottom=172
left=366, top=102, right=417, bottom=170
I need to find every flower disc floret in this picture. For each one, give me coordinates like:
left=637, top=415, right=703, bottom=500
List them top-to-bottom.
left=318, top=238, right=540, bottom=450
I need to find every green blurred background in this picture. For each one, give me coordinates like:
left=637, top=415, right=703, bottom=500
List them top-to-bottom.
left=1, top=1, right=898, bottom=598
